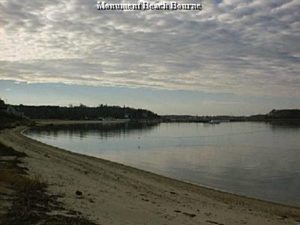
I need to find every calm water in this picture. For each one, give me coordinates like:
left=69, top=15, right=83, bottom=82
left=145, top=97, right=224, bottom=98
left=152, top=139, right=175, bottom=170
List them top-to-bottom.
left=26, top=122, right=300, bottom=206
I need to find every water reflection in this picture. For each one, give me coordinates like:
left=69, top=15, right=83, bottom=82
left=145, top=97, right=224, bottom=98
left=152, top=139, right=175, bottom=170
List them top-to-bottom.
left=269, top=120, right=300, bottom=129
left=27, top=122, right=300, bottom=206
left=29, top=122, right=160, bottom=139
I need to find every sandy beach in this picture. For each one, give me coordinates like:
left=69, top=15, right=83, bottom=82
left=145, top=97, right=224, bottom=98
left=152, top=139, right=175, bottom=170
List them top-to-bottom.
left=0, top=124, right=299, bottom=225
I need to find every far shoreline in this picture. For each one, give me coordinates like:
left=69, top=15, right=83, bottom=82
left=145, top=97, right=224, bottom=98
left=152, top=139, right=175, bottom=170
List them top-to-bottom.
left=33, top=118, right=130, bottom=126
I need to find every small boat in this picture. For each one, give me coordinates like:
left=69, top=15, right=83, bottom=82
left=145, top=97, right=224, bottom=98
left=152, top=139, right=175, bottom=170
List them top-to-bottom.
left=209, top=120, right=221, bottom=124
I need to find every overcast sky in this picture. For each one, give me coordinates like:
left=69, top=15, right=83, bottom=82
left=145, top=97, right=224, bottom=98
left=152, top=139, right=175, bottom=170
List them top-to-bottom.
left=0, top=0, right=299, bottom=115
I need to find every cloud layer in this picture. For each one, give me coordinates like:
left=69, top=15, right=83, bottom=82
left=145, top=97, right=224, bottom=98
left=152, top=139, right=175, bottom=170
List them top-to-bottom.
left=0, top=0, right=299, bottom=97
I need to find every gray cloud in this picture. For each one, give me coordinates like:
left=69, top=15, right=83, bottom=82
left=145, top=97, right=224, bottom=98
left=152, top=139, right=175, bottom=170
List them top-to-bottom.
left=0, top=0, right=299, bottom=97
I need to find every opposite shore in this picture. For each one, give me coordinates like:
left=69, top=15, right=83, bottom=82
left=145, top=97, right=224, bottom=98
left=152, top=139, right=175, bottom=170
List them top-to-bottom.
left=0, top=121, right=300, bottom=225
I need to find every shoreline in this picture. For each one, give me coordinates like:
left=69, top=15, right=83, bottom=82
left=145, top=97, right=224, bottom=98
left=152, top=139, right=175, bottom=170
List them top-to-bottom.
left=33, top=119, right=130, bottom=126
left=0, top=123, right=300, bottom=224
left=20, top=125, right=300, bottom=209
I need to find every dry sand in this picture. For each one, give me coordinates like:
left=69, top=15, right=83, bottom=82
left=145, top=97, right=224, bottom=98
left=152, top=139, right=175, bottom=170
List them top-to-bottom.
left=0, top=125, right=299, bottom=225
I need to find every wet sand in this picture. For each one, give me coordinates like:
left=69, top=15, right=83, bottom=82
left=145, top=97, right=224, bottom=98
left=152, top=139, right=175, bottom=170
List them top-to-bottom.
left=0, top=124, right=299, bottom=225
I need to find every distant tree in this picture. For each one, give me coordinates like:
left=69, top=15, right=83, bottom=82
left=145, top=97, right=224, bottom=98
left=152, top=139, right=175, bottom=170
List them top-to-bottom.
left=0, top=98, right=5, bottom=107
left=12, top=103, right=160, bottom=120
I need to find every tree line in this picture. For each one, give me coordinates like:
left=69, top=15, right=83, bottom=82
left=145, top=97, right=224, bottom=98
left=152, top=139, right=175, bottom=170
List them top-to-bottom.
left=13, top=104, right=160, bottom=120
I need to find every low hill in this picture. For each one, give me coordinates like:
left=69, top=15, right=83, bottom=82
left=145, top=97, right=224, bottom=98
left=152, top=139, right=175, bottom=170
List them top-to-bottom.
left=13, top=104, right=160, bottom=121
left=248, top=109, right=300, bottom=121
left=268, top=109, right=300, bottom=119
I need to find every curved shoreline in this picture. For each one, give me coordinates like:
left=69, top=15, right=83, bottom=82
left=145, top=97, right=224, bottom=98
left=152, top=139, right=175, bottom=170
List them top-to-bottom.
left=1, top=125, right=300, bottom=224
left=22, top=125, right=299, bottom=209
